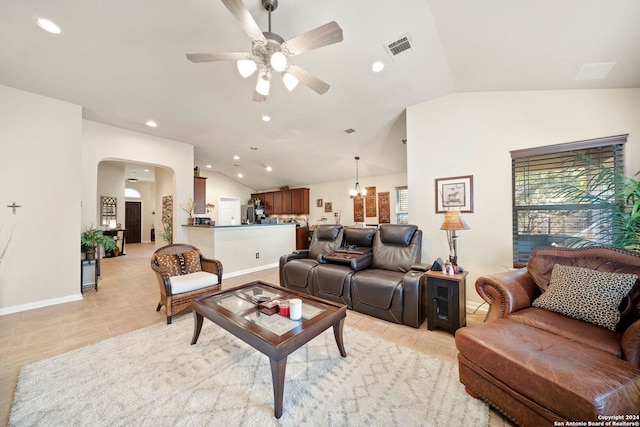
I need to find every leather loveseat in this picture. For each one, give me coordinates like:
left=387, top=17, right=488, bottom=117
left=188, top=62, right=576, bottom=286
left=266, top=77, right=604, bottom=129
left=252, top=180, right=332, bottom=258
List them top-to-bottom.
left=279, top=224, right=429, bottom=328
left=455, top=246, right=640, bottom=426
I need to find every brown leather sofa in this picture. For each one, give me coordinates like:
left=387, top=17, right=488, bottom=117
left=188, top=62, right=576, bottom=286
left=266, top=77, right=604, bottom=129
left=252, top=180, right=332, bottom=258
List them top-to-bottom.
left=279, top=224, right=345, bottom=295
left=280, top=224, right=429, bottom=328
left=455, top=247, right=640, bottom=426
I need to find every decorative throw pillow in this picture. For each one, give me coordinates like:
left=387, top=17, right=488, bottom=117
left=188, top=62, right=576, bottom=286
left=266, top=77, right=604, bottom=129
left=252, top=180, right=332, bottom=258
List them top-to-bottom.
left=179, top=250, right=202, bottom=274
left=155, top=251, right=202, bottom=276
left=155, top=254, right=182, bottom=276
left=532, top=264, right=637, bottom=331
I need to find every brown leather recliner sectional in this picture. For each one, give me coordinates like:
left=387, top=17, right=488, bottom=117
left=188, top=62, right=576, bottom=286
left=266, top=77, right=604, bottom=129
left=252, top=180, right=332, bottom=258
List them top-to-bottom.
left=279, top=224, right=429, bottom=328
left=455, top=246, right=640, bottom=426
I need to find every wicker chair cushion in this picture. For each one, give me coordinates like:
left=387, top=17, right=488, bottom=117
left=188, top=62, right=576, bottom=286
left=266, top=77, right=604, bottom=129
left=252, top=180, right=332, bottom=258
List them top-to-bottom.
left=155, top=250, right=202, bottom=276
left=169, top=271, right=219, bottom=294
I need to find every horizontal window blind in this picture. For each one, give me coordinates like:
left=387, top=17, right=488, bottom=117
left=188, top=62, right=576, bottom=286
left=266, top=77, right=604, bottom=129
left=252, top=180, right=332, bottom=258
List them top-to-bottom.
left=511, top=135, right=626, bottom=265
left=396, top=186, right=409, bottom=224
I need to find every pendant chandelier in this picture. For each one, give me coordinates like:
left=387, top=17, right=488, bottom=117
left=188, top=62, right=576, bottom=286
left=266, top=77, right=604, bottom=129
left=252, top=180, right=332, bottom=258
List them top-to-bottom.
left=349, top=156, right=367, bottom=199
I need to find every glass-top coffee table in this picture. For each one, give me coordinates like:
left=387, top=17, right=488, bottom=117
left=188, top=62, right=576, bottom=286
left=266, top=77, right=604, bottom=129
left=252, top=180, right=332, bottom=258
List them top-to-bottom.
left=190, top=280, right=347, bottom=418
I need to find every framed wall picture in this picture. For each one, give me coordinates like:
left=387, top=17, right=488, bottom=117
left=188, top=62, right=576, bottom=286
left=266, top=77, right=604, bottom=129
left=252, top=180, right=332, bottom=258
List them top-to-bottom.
left=435, top=175, right=474, bottom=213
left=316, top=199, right=323, bottom=207
left=324, top=202, right=332, bottom=213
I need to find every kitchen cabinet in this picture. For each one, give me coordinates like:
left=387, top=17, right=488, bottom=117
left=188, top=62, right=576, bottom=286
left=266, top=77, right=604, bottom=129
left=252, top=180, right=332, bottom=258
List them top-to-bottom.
left=194, top=176, right=207, bottom=214
left=252, top=188, right=308, bottom=215
left=291, top=188, right=309, bottom=214
left=296, top=227, right=310, bottom=250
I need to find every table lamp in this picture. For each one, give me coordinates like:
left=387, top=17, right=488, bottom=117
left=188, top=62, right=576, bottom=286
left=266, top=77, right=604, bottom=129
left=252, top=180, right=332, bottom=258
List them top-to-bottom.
left=440, top=211, right=470, bottom=266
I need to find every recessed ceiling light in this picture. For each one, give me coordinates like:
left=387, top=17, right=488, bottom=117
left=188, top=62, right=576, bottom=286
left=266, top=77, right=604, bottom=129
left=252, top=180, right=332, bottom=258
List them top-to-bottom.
left=34, top=17, right=62, bottom=35
left=372, top=61, right=385, bottom=72
left=261, top=114, right=271, bottom=122
left=145, top=120, right=157, bottom=127
left=233, top=155, right=240, bottom=160
left=206, top=164, right=212, bottom=168
left=266, top=166, right=272, bottom=172
left=143, top=169, right=150, bottom=172
left=237, top=173, right=243, bottom=178
left=127, top=178, right=138, bottom=183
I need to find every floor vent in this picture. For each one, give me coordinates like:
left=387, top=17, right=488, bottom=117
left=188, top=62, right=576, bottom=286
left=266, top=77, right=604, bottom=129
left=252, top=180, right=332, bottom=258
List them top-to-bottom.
left=385, top=34, right=413, bottom=59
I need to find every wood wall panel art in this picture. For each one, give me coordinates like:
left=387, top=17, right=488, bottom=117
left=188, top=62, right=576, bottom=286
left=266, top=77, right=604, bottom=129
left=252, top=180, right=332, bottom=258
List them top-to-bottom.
left=365, top=186, right=377, bottom=217
left=378, top=192, right=390, bottom=224
left=353, top=198, right=364, bottom=222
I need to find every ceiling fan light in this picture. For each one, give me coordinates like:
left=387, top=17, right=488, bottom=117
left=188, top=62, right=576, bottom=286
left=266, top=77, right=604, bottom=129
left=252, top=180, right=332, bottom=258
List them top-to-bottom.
left=270, top=51, right=287, bottom=72
left=237, top=59, right=257, bottom=78
left=282, top=72, right=299, bottom=92
left=256, top=75, right=270, bottom=96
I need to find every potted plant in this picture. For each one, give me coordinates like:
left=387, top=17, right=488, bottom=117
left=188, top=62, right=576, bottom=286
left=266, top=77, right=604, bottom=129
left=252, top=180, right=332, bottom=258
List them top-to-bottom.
left=554, top=156, right=639, bottom=252
left=182, top=199, right=196, bottom=225
left=159, top=221, right=173, bottom=245
left=81, top=228, right=117, bottom=259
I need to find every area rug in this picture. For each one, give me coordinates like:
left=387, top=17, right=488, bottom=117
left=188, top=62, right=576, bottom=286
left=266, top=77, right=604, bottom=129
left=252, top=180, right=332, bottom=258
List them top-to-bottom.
left=10, top=315, right=488, bottom=426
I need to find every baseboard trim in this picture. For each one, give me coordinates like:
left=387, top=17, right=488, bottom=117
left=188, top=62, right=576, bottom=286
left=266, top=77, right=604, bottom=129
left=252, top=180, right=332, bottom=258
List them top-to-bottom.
left=224, top=263, right=279, bottom=278
left=0, top=293, right=83, bottom=316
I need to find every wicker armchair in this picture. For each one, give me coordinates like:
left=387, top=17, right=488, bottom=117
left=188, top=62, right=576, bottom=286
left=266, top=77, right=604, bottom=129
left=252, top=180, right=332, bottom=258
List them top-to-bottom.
left=151, top=243, right=223, bottom=324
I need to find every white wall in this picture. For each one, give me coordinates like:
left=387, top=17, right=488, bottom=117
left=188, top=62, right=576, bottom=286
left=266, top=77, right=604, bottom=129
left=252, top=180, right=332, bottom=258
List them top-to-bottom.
left=0, top=85, right=82, bottom=313
left=407, top=88, right=640, bottom=307
left=81, top=121, right=194, bottom=244
left=97, top=162, right=125, bottom=227
left=197, top=170, right=254, bottom=225
left=303, top=173, right=407, bottom=227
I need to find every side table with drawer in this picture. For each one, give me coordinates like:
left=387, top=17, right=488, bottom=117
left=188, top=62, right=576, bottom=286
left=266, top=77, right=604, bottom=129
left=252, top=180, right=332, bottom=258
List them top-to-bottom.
left=426, top=270, right=468, bottom=334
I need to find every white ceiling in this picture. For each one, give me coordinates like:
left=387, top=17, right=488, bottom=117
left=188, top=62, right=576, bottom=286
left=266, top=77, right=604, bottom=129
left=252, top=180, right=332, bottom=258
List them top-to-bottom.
left=2, top=0, right=639, bottom=190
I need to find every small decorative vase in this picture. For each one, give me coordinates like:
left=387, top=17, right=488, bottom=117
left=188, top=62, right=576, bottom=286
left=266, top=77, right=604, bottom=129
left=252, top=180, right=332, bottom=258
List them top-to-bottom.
left=194, top=167, right=200, bottom=177
left=188, top=217, right=195, bottom=226
left=85, top=246, right=96, bottom=260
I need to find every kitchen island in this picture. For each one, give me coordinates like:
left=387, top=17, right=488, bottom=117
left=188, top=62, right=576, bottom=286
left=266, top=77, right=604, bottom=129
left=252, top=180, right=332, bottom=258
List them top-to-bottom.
left=183, top=223, right=296, bottom=277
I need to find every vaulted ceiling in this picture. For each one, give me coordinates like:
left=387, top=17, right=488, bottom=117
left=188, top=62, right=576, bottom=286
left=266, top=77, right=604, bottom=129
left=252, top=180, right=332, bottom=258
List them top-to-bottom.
left=2, top=0, right=639, bottom=190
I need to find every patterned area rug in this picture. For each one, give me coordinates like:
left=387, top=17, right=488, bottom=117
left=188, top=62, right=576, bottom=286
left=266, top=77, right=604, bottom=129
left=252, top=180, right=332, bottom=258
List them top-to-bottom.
left=10, top=315, right=488, bottom=426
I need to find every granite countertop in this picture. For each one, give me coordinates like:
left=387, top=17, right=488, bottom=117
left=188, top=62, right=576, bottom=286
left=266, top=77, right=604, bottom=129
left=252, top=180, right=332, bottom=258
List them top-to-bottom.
left=182, top=223, right=296, bottom=229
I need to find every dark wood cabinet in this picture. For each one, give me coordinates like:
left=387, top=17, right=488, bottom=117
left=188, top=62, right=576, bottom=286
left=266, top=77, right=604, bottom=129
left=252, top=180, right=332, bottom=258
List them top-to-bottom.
left=194, top=176, right=207, bottom=214
left=252, top=188, right=308, bottom=215
left=291, top=188, right=309, bottom=214
left=262, top=192, right=274, bottom=214
left=296, top=227, right=310, bottom=250
left=426, top=271, right=468, bottom=334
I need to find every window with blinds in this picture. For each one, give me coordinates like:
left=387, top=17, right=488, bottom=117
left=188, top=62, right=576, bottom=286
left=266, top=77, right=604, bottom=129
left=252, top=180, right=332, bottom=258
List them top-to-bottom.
left=511, top=135, right=627, bottom=266
left=396, top=186, right=409, bottom=224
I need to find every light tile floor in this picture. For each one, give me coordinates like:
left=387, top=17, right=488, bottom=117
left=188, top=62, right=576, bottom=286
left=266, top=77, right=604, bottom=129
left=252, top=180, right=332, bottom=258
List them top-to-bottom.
left=0, top=243, right=513, bottom=426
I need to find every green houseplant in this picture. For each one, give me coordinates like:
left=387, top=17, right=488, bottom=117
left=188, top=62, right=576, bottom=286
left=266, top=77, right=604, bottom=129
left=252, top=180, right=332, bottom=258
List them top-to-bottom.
left=554, top=156, right=639, bottom=252
left=81, top=228, right=117, bottom=259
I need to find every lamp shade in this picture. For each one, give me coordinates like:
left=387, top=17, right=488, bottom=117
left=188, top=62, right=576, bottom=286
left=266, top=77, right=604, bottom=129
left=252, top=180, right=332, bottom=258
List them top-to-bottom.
left=270, top=51, right=287, bottom=72
left=237, top=59, right=257, bottom=78
left=282, top=72, right=299, bottom=92
left=256, top=74, right=270, bottom=96
left=440, top=211, right=470, bottom=231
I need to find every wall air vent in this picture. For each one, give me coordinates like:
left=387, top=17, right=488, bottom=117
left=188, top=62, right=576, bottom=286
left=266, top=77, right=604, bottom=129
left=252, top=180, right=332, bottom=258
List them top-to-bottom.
left=384, top=34, right=413, bottom=59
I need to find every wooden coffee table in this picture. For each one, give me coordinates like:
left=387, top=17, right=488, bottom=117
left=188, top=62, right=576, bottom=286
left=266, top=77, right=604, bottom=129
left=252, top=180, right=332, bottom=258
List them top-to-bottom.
left=190, top=280, right=347, bottom=418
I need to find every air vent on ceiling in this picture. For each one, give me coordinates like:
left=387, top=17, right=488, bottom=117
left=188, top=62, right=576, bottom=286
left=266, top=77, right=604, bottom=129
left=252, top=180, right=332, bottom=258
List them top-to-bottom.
left=384, top=34, right=413, bottom=59
left=344, top=128, right=356, bottom=134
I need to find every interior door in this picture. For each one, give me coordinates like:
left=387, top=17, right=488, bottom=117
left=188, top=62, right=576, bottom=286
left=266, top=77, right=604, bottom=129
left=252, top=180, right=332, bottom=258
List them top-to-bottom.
left=125, top=201, right=142, bottom=243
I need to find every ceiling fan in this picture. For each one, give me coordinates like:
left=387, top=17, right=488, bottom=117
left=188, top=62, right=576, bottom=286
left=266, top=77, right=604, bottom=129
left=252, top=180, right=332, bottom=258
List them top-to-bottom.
left=186, top=0, right=343, bottom=102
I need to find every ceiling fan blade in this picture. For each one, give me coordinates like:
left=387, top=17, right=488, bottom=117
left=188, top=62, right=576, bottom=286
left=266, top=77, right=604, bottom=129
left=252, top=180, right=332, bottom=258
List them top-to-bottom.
left=221, top=0, right=267, bottom=46
left=281, top=21, right=343, bottom=56
left=186, top=52, right=254, bottom=63
left=286, top=64, right=330, bottom=95
left=252, top=91, right=267, bottom=102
